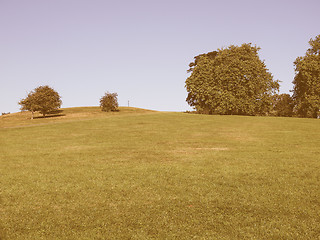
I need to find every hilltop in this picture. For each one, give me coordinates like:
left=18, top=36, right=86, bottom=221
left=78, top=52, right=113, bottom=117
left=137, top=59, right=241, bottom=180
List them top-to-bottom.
left=0, top=106, right=157, bottom=128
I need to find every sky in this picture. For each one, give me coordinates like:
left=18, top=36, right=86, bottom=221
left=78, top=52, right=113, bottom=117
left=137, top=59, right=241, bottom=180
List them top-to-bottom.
left=1, top=0, right=320, bottom=113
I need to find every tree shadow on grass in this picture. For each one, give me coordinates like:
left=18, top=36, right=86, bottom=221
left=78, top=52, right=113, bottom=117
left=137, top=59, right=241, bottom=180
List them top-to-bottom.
left=33, top=110, right=66, bottom=119
left=34, top=114, right=66, bottom=119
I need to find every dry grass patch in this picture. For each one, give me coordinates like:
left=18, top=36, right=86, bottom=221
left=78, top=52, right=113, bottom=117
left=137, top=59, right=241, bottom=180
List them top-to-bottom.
left=219, top=129, right=257, bottom=142
left=63, top=145, right=97, bottom=152
left=172, top=147, right=229, bottom=155
left=193, top=147, right=229, bottom=150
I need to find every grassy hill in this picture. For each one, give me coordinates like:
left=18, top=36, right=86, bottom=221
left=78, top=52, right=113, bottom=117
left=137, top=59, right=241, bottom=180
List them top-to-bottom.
left=0, top=107, right=156, bottom=128
left=1, top=107, right=319, bottom=239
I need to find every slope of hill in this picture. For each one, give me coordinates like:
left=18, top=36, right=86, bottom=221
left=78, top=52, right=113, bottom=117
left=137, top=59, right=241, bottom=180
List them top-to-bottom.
left=0, top=106, right=157, bottom=128
left=1, top=109, right=319, bottom=239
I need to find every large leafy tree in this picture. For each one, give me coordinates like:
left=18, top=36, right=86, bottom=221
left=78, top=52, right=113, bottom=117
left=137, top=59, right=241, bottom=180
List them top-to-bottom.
left=292, top=35, right=320, bottom=118
left=185, top=44, right=279, bottom=115
left=19, top=85, right=62, bottom=119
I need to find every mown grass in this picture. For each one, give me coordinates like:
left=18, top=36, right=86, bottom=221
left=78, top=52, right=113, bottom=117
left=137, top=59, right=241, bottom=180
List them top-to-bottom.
left=1, top=108, right=319, bottom=239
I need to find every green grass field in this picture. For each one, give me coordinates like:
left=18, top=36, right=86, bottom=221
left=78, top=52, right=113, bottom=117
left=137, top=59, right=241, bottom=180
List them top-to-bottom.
left=1, top=107, right=319, bottom=239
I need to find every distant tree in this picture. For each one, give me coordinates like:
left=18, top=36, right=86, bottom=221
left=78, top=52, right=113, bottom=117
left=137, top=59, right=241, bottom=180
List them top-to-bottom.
left=292, top=34, right=320, bottom=118
left=185, top=44, right=279, bottom=115
left=19, top=85, right=62, bottom=119
left=100, top=92, right=119, bottom=112
left=272, top=93, right=294, bottom=117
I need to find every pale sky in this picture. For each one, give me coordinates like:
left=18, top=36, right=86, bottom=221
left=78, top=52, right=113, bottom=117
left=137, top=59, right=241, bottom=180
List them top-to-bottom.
left=1, top=0, right=320, bottom=113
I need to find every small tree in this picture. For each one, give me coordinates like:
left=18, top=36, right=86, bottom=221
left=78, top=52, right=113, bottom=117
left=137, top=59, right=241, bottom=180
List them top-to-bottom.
left=19, top=85, right=62, bottom=119
left=100, top=92, right=119, bottom=112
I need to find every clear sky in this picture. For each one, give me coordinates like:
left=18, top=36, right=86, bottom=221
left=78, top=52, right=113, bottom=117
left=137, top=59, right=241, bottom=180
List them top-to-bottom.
left=1, top=0, right=320, bottom=113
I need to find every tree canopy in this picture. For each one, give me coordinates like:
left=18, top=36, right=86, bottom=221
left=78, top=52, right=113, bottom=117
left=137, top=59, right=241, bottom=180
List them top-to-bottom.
left=292, top=34, right=320, bottom=118
left=185, top=44, right=279, bottom=115
left=19, top=85, right=62, bottom=118
left=272, top=93, right=294, bottom=117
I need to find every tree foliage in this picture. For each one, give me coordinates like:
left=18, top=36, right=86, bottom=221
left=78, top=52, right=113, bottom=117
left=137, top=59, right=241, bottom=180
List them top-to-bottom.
left=292, top=34, right=320, bottom=118
left=185, top=44, right=279, bottom=115
left=19, top=85, right=62, bottom=118
left=100, top=92, right=119, bottom=112
left=272, top=93, right=294, bottom=117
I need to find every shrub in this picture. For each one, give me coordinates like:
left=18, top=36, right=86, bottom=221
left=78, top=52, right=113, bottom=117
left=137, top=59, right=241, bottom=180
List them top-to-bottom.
left=100, top=92, right=119, bottom=112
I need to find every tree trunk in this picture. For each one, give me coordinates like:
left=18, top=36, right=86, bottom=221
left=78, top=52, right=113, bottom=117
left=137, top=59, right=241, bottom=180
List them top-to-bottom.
left=31, top=111, right=34, bottom=120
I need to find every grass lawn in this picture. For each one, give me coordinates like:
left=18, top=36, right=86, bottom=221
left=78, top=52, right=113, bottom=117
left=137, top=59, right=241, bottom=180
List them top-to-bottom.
left=1, top=107, right=320, bottom=239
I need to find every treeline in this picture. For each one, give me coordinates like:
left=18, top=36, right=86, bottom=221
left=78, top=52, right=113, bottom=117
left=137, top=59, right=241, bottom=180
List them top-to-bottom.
left=185, top=34, right=320, bottom=118
left=17, top=35, right=319, bottom=119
